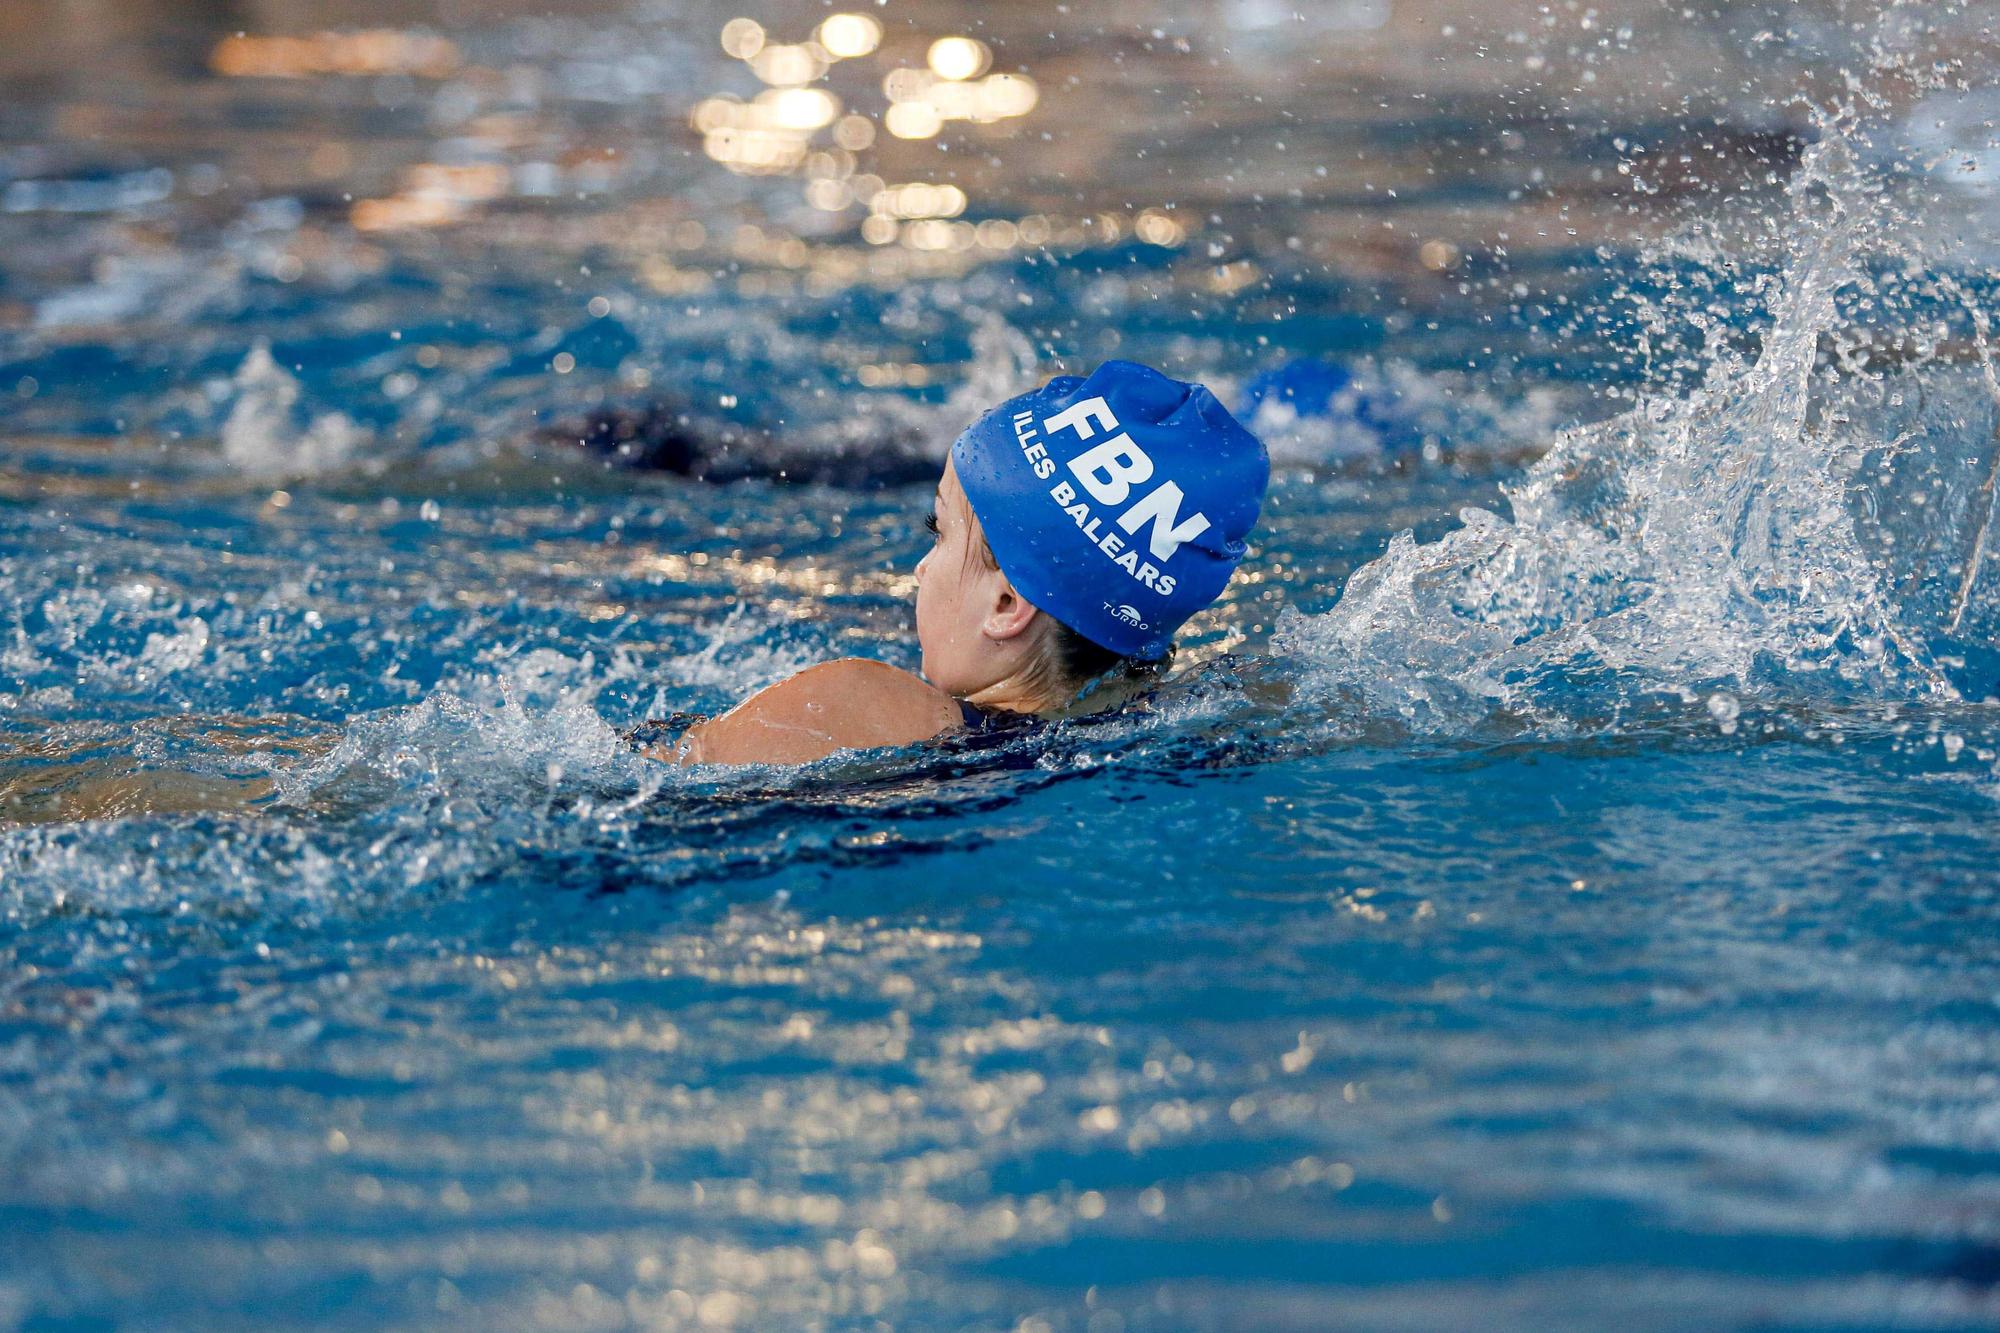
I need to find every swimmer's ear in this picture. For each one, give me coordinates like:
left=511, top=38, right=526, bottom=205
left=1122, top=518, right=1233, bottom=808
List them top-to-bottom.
left=981, top=575, right=1041, bottom=643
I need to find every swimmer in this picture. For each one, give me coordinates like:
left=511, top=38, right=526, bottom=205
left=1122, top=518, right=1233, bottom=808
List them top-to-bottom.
left=644, top=360, right=1267, bottom=767
left=545, top=399, right=938, bottom=488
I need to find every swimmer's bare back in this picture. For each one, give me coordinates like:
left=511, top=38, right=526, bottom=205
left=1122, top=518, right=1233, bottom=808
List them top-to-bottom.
left=648, top=658, right=964, bottom=767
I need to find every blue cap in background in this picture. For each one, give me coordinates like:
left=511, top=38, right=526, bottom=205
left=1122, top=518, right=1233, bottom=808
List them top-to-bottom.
left=950, top=360, right=1268, bottom=660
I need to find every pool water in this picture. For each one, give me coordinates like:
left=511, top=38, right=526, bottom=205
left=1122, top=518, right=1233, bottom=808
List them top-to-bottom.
left=5, top=0, right=2000, bottom=1327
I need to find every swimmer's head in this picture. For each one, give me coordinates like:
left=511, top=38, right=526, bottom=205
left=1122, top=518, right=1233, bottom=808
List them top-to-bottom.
left=916, top=361, right=1267, bottom=707
left=951, top=361, right=1267, bottom=660
left=914, top=457, right=1131, bottom=707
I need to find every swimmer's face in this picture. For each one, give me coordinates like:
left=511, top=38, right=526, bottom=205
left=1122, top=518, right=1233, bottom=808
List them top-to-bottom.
left=914, top=459, right=1033, bottom=696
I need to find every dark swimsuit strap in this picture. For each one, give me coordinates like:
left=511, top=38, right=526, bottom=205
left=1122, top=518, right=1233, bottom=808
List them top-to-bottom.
left=958, top=699, right=1039, bottom=735
left=634, top=702, right=1030, bottom=750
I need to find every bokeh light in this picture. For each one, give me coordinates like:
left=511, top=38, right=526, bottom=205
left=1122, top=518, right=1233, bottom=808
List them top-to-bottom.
left=816, top=13, right=882, bottom=59
left=719, top=17, right=765, bottom=59
left=210, top=30, right=460, bottom=78
left=926, top=37, right=991, bottom=81
left=749, top=43, right=825, bottom=87
left=884, top=102, right=944, bottom=140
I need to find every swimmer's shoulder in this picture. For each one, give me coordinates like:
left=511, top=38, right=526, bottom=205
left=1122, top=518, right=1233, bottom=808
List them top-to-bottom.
left=655, top=658, right=963, bottom=767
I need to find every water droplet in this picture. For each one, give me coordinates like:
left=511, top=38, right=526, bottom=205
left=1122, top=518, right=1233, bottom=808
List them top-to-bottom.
left=1707, top=692, right=1740, bottom=734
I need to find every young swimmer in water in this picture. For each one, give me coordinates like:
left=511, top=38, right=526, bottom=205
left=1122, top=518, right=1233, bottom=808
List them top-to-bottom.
left=646, top=360, right=1268, bottom=767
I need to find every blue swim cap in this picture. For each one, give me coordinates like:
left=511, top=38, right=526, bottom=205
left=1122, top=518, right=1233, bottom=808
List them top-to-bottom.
left=1237, top=357, right=1394, bottom=450
left=1238, top=358, right=1358, bottom=421
left=950, top=360, right=1268, bottom=660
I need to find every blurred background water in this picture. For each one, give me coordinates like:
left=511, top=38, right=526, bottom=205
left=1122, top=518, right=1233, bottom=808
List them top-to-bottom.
left=6, top=0, right=2000, bottom=1328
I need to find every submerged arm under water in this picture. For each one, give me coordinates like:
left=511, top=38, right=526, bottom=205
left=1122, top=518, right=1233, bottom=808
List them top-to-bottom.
left=0, top=759, right=277, bottom=826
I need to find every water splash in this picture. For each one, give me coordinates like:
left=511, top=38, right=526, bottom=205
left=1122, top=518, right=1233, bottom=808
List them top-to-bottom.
left=1279, top=103, right=2000, bottom=731
left=774, top=310, right=1043, bottom=461
left=220, top=343, right=362, bottom=478
left=648, top=608, right=826, bottom=698
left=270, top=686, right=638, bottom=812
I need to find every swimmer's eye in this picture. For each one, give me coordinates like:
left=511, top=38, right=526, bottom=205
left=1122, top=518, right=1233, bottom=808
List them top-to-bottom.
left=923, top=509, right=940, bottom=539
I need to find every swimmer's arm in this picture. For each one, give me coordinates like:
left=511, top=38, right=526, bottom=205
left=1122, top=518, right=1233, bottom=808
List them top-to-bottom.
left=644, top=658, right=963, bottom=767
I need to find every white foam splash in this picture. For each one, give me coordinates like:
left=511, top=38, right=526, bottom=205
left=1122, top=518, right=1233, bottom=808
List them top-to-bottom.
left=1279, top=121, right=1993, bottom=731
left=942, top=313, right=1042, bottom=432
left=220, top=342, right=362, bottom=478
left=656, top=607, right=825, bottom=697
left=134, top=617, right=213, bottom=681
left=445, top=645, right=646, bottom=712
left=271, top=686, right=644, bottom=816
left=0, top=816, right=348, bottom=924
